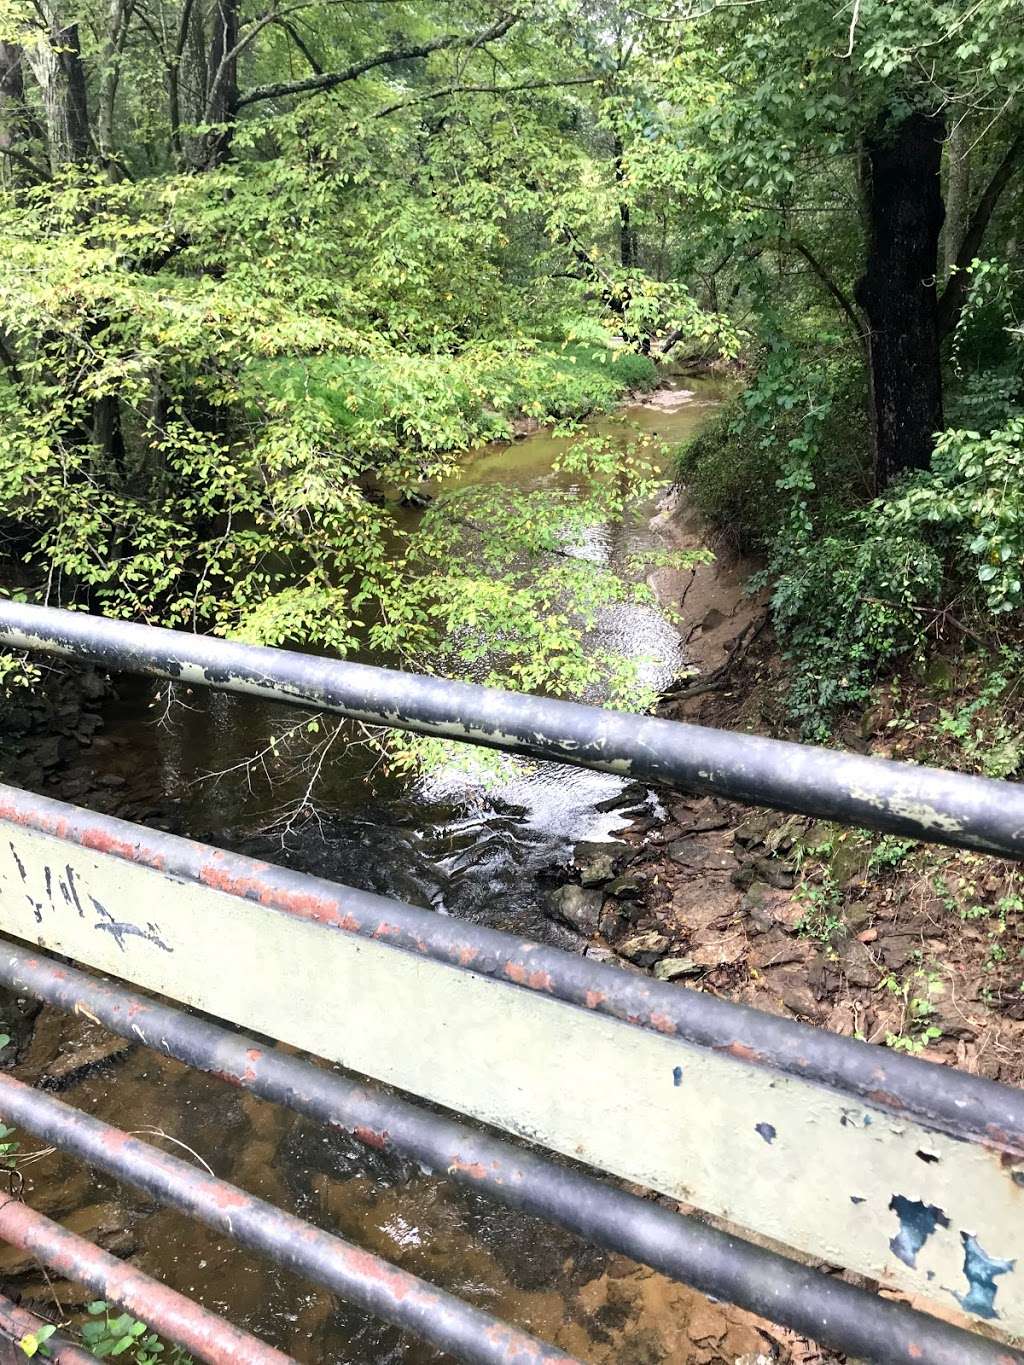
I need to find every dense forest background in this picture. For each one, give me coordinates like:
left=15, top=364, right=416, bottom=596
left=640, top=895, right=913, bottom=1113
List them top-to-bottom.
left=0, top=0, right=1022, bottom=741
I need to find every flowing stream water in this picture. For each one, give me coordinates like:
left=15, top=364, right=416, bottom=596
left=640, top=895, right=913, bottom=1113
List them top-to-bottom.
left=11, top=376, right=743, bottom=1363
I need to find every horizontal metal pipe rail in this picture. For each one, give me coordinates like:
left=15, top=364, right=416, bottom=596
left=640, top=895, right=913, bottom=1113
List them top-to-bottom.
left=1, top=601, right=1023, bottom=859
left=3, top=783, right=1022, bottom=1156
left=2, top=941, right=1019, bottom=1365
left=0, top=1074, right=579, bottom=1365
left=0, top=1201, right=295, bottom=1365
left=0, top=1291, right=99, bottom=1365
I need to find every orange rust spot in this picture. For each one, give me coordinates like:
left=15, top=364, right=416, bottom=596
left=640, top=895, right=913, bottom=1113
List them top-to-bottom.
left=80, top=826, right=166, bottom=870
left=198, top=863, right=360, bottom=932
left=373, top=921, right=400, bottom=939
left=457, top=945, right=479, bottom=967
left=503, top=962, right=553, bottom=991
left=584, top=990, right=605, bottom=1009
left=649, top=1011, right=677, bottom=1036
left=724, top=1041, right=763, bottom=1065
left=246, top=1048, right=262, bottom=1062
left=866, top=1088, right=907, bottom=1111
left=354, top=1125, right=389, bottom=1151
left=449, top=1157, right=488, bottom=1181
left=212, top=1186, right=249, bottom=1211
left=908, top=1347, right=923, bottom=1360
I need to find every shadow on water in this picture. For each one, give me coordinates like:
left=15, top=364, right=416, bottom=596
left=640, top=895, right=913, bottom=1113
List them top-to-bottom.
left=17, top=376, right=742, bottom=1361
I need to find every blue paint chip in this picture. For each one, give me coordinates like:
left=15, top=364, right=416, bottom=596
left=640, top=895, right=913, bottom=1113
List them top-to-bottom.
left=672, top=1066, right=683, bottom=1087
left=840, top=1109, right=873, bottom=1129
left=754, top=1122, right=776, bottom=1145
left=1012, top=1170, right=1024, bottom=1189
left=888, top=1195, right=949, bottom=1268
left=850, top=1196, right=866, bottom=1206
left=955, top=1233, right=1015, bottom=1320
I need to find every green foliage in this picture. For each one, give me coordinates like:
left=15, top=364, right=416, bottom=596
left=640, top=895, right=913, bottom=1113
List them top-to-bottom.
left=256, top=343, right=657, bottom=461
left=676, top=350, right=870, bottom=552
left=886, top=418, right=1024, bottom=616
left=769, top=519, right=943, bottom=738
left=933, top=648, right=1024, bottom=779
left=867, top=837, right=918, bottom=875
left=793, top=870, right=844, bottom=944
left=881, top=970, right=944, bottom=1055
left=81, top=1303, right=191, bottom=1364
left=17, top=1324, right=55, bottom=1358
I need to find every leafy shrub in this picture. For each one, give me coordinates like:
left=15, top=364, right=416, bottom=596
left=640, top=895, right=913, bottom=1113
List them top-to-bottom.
left=255, top=342, right=657, bottom=463
left=675, top=351, right=870, bottom=551
left=769, top=413, right=1024, bottom=735
left=885, top=417, right=1024, bottom=615
left=768, top=519, right=943, bottom=737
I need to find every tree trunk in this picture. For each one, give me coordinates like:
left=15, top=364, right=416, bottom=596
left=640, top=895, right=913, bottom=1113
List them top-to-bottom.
left=97, top=0, right=135, bottom=176
left=172, top=0, right=208, bottom=169
left=203, top=0, right=239, bottom=167
left=24, top=8, right=92, bottom=170
left=0, top=42, right=27, bottom=152
left=855, top=109, right=945, bottom=488
left=943, top=119, right=971, bottom=281
left=612, top=134, right=636, bottom=270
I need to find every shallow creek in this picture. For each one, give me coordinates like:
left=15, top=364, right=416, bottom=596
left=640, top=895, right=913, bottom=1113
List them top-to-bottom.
left=10, top=376, right=764, bottom=1363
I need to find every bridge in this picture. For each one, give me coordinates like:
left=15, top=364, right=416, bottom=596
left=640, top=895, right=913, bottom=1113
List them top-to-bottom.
left=0, top=601, right=1021, bottom=1365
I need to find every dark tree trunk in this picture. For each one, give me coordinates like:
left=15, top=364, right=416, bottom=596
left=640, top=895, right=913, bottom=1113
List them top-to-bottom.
left=203, top=0, right=239, bottom=167
left=25, top=7, right=92, bottom=170
left=0, top=42, right=27, bottom=154
left=855, top=109, right=945, bottom=488
left=612, top=134, right=636, bottom=270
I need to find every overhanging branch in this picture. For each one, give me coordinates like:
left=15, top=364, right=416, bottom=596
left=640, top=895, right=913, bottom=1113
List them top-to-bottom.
left=236, top=12, right=519, bottom=109
left=790, top=237, right=868, bottom=358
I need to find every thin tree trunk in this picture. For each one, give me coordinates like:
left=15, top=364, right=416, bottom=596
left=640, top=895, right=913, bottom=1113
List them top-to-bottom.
left=97, top=0, right=135, bottom=175
left=175, top=0, right=209, bottom=169
left=203, top=0, right=239, bottom=167
left=24, top=7, right=92, bottom=170
left=0, top=42, right=26, bottom=152
left=855, top=109, right=945, bottom=488
left=943, top=118, right=971, bottom=281
left=613, top=134, right=636, bottom=270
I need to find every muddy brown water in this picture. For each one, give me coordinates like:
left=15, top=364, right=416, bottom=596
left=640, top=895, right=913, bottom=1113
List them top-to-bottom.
left=9, top=377, right=768, bottom=1363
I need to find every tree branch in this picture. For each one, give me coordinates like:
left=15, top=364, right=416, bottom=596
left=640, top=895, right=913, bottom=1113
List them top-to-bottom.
left=236, top=11, right=519, bottom=109
left=270, top=16, right=324, bottom=74
left=370, top=73, right=599, bottom=119
left=937, top=127, right=1024, bottom=338
left=0, top=145, right=50, bottom=180
left=790, top=237, right=868, bottom=357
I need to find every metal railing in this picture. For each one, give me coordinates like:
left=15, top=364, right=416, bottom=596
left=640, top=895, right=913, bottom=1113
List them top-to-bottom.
left=1, top=600, right=1023, bottom=858
left=0, top=602, right=1021, bottom=1365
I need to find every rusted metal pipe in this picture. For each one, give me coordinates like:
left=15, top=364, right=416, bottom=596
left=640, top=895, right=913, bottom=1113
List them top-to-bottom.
left=0, top=600, right=1022, bottom=859
left=2, top=783, right=1021, bottom=1156
left=0, top=942, right=1019, bottom=1365
left=0, top=1074, right=580, bottom=1365
left=0, top=1201, right=294, bottom=1365
left=0, top=1291, right=99, bottom=1364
